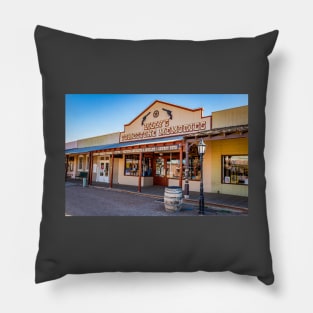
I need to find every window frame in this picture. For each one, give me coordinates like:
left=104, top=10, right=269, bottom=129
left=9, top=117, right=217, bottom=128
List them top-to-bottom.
left=124, top=154, right=139, bottom=176
left=124, top=154, right=154, bottom=177
left=221, top=154, right=248, bottom=186
left=78, top=155, right=84, bottom=171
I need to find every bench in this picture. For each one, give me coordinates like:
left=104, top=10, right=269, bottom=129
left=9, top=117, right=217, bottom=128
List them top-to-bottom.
left=75, top=171, right=88, bottom=180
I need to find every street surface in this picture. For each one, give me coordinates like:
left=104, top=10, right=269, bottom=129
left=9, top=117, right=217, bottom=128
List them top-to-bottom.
left=65, top=183, right=246, bottom=217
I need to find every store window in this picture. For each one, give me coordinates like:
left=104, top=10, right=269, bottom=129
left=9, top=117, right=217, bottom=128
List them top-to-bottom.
left=186, top=144, right=201, bottom=180
left=124, top=154, right=153, bottom=176
left=125, top=155, right=139, bottom=176
left=167, top=155, right=181, bottom=179
left=222, top=155, right=248, bottom=185
left=68, top=156, right=74, bottom=172
left=78, top=156, right=83, bottom=171
left=142, top=157, right=153, bottom=177
left=155, top=157, right=165, bottom=176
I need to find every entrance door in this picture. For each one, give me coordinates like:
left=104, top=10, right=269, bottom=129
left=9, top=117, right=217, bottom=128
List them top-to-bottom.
left=154, top=156, right=168, bottom=186
left=97, top=159, right=109, bottom=183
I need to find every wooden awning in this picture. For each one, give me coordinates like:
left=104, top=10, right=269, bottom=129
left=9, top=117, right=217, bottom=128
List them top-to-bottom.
left=184, top=124, right=248, bottom=141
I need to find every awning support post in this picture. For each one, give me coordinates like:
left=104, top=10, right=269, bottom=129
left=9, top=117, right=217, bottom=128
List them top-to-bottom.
left=184, top=142, right=190, bottom=198
left=179, top=144, right=183, bottom=188
left=88, top=152, right=93, bottom=185
left=138, top=152, right=143, bottom=192
left=109, top=154, right=114, bottom=188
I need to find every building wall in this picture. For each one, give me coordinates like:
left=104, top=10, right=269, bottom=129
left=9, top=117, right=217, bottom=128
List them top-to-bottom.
left=120, top=101, right=211, bottom=142
left=212, top=105, right=248, bottom=129
left=77, top=132, right=120, bottom=148
left=210, top=137, right=248, bottom=197
left=65, top=140, right=78, bottom=150
left=92, top=156, right=97, bottom=182
left=113, top=157, right=119, bottom=184
left=118, top=174, right=154, bottom=187
left=142, top=177, right=154, bottom=187
left=168, top=179, right=179, bottom=187
left=169, top=179, right=202, bottom=193
left=188, top=180, right=200, bottom=192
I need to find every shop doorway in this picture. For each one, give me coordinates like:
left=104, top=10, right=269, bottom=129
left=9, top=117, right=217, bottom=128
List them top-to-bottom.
left=153, top=156, right=169, bottom=186
left=96, top=158, right=109, bottom=183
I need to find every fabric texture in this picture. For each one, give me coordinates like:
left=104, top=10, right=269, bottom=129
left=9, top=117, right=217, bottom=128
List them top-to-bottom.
left=34, top=25, right=278, bottom=284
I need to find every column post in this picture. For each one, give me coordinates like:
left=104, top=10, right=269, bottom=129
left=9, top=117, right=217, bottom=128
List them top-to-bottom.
left=184, top=142, right=190, bottom=198
left=179, top=144, right=183, bottom=188
left=88, top=152, right=93, bottom=185
left=138, top=152, right=143, bottom=192
left=109, top=154, right=114, bottom=188
left=65, top=155, right=69, bottom=181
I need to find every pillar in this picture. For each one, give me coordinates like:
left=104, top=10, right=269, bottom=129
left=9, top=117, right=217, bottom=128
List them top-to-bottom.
left=184, top=142, right=190, bottom=198
left=179, top=144, right=183, bottom=188
left=88, top=151, right=93, bottom=185
left=138, top=152, right=143, bottom=192
left=109, top=154, right=114, bottom=188
left=65, top=155, right=69, bottom=181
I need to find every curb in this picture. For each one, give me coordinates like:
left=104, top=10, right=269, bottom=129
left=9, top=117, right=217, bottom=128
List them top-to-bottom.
left=90, top=185, right=248, bottom=213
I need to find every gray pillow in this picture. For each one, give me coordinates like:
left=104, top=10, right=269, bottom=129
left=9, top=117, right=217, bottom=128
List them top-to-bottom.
left=35, top=25, right=278, bottom=284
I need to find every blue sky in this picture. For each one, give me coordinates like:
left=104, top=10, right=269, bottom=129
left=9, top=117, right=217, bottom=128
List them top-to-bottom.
left=65, top=94, right=248, bottom=142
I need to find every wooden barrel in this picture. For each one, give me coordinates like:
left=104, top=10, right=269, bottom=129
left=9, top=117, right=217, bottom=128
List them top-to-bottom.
left=164, top=187, right=183, bottom=212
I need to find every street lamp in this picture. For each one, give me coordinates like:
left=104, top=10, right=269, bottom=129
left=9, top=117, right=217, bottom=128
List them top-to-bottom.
left=197, top=138, right=206, bottom=215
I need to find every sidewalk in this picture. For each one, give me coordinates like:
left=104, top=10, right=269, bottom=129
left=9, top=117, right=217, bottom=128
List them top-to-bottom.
left=67, top=179, right=248, bottom=212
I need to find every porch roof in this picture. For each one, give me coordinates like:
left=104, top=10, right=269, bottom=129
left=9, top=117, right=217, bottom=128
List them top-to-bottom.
left=184, top=124, right=248, bottom=140
left=65, top=135, right=184, bottom=155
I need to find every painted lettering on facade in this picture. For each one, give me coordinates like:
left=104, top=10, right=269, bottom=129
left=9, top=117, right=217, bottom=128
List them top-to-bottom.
left=121, top=119, right=207, bottom=142
left=143, top=119, right=170, bottom=130
left=113, top=145, right=179, bottom=154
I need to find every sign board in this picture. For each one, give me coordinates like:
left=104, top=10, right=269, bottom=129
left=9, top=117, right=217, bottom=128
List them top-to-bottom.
left=120, top=100, right=211, bottom=142
left=113, top=145, right=179, bottom=155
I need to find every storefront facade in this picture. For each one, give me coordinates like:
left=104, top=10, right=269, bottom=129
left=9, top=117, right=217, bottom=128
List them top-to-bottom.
left=65, top=100, right=248, bottom=197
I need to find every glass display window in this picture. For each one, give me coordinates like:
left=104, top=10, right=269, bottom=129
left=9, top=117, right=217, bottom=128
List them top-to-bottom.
left=124, top=154, right=153, bottom=177
left=222, top=155, right=248, bottom=185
